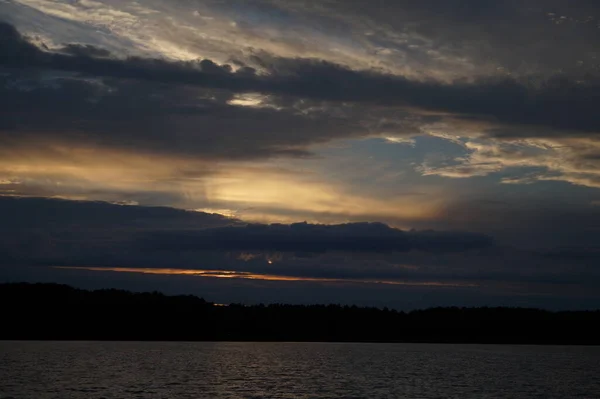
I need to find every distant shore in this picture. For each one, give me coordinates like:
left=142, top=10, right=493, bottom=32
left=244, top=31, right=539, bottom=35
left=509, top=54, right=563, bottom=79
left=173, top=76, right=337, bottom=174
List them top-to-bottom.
left=2, top=283, right=599, bottom=345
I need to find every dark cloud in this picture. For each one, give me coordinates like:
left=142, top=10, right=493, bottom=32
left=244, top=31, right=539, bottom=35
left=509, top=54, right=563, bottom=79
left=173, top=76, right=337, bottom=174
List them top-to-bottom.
left=0, top=21, right=394, bottom=161
left=2, top=21, right=600, bottom=140
left=0, top=22, right=252, bottom=87
left=58, top=44, right=112, bottom=58
left=263, top=59, right=600, bottom=134
left=0, top=71, right=375, bottom=161
left=0, top=196, right=236, bottom=230
left=0, top=196, right=240, bottom=269
left=1, top=196, right=600, bottom=309
left=0, top=197, right=491, bottom=268
left=0, top=197, right=491, bottom=276
left=427, top=197, right=600, bottom=249
left=138, top=221, right=493, bottom=254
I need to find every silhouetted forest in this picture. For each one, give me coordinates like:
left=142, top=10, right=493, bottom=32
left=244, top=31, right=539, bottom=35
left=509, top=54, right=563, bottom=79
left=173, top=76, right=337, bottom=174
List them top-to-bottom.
left=2, top=283, right=599, bottom=344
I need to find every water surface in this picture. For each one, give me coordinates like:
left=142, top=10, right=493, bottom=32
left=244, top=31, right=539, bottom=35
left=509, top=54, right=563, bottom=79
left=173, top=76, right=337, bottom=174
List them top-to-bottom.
left=1, top=341, right=599, bottom=398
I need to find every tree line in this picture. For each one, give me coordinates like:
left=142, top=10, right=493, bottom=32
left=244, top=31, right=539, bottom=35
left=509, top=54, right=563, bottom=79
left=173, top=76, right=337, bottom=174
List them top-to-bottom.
left=2, top=283, right=599, bottom=344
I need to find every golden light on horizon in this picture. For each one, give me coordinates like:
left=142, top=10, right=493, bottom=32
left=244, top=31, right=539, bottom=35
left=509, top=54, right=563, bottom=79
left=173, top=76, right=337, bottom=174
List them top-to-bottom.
left=53, top=266, right=478, bottom=288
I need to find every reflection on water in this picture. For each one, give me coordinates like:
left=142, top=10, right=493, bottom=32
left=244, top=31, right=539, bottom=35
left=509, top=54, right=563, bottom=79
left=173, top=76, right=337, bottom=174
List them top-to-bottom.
left=1, top=341, right=599, bottom=398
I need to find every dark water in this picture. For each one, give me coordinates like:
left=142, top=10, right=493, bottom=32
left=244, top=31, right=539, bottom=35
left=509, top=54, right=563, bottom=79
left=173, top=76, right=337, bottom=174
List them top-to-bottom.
left=1, top=341, right=599, bottom=399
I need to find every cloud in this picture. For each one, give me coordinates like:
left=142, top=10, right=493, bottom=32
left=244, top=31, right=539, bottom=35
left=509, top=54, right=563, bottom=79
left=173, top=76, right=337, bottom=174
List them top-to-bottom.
left=2, top=0, right=489, bottom=79
left=11, top=0, right=600, bottom=82
left=275, top=0, right=600, bottom=79
left=2, top=16, right=600, bottom=207
left=3, top=18, right=600, bottom=202
left=3, top=21, right=600, bottom=136
left=3, top=21, right=600, bottom=207
left=2, top=22, right=422, bottom=165
left=58, top=43, right=112, bottom=58
left=0, top=72, right=364, bottom=160
left=418, top=136, right=600, bottom=188
left=0, top=150, right=441, bottom=226
left=0, top=196, right=236, bottom=230
left=0, top=196, right=489, bottom=259
left=1, top=196, right=600, bottom=308
left=428, top=196, right=600, bottom=250
left=0, top=197, right=490, bottom=288
left=0, top=197, right=488, bottom=276
left=137, top=221, right=493, bottom=254
left=52, top=266, right=477, bottom=288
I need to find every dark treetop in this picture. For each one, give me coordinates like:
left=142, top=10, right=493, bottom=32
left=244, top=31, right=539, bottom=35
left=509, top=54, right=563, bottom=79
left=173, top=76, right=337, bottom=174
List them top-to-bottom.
left=2, top=283, right=599, bottom=345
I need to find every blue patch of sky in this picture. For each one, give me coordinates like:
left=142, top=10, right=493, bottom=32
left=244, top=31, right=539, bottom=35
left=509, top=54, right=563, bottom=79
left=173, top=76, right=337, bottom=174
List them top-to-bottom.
left=311, top=135, right=599, bottom=205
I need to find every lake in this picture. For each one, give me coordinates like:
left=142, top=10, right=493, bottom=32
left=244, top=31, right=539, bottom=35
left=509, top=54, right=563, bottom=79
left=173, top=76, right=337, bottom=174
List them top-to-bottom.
left=1, top=341, right=599, bottom=398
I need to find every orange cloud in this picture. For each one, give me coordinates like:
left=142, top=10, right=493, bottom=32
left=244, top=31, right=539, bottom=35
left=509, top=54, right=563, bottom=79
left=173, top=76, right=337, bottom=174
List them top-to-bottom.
left=54, top=266, right=478, bottom=288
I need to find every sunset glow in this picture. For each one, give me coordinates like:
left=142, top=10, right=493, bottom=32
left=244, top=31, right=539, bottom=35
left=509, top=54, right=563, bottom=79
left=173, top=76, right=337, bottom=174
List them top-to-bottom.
left=2, top=0, right=600, bottom=310
left=53, top=266, right=478, bottom=288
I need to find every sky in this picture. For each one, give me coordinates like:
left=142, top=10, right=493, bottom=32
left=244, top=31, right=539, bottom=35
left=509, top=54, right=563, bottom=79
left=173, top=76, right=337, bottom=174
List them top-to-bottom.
left=1, top=0, right=600, bottom=309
